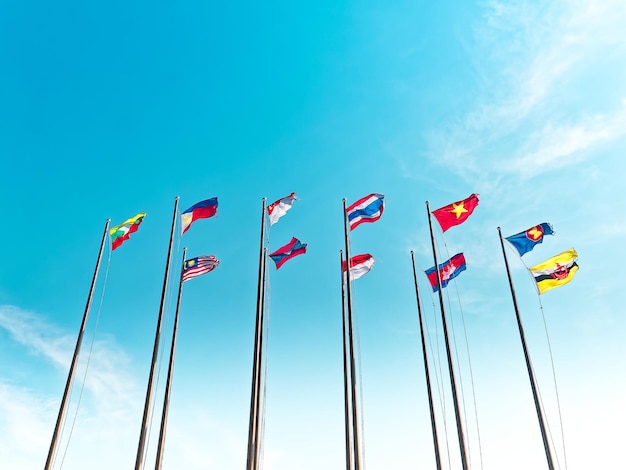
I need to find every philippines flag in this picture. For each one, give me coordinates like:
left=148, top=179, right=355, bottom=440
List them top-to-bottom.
left=267, top=192, right=297, bottom=226
left=346, top=193, right=385, bottom=230
left=181, top=197, right=218, bottom=234
left=268, top=237, right=307, bottom=269
left=342, top=253, right=375, bottom=281
left=425, top=253, right=467, bottom=292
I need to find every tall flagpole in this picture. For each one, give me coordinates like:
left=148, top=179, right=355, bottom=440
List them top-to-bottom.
left=135, top=196, right=179, bottom=470
left=246, top=198, right=266, bottom=470
left=342, top=199, right=362, bottom=470
left=425, top=201, right=469, bottom=470
left=44, top=219, right=110, bottom=470
left=497, top=227, right=555, bottom=470
left=252, top=246, right=268, bottom=465
left=154, top=247, right=187, bottom=470
left=340, top=250, right=354, bottom=470
left=410, top=251, right=442, bottom=470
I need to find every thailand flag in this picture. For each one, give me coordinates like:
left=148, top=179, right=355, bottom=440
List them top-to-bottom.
left=267, top=192, right=297, bottom=226
left=346, top=193, right=385, bottom=230
left=181, top=197, right=218, bottom=234
left=269, top=237, right=307, bottom=269
left=342, top=253, right=375, bottom=281
left=425, top=253, right=467, bottom=292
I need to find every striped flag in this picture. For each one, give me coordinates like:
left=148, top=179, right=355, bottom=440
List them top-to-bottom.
left=346, top=193, right=385, bottom=230
left=110, top=212, right=146, bottom=250
left=342, top=253, right=375, bottom=280
left=182, top=255, right=220, bottom=282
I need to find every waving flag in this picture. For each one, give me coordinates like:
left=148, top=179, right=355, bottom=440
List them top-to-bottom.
left=267, top=192, right=297, bottom=226
left=346, top=193, right=385, bottom=230
left=432, top=194, right=479, bottom=232
left=181, top=197, right=218, bottom=234
left=110, top=212, right=146, bottom=250
left=506, top=223, right=554, bottom=256
left=269, top=237, right=307, bottom=269
left=529, top=249, right=578, bottom=295
left=342, top=253, right=375, bottom=281
left=425, top=253, right=467, bottom=292
left=182, top=255, right=220, bottom=282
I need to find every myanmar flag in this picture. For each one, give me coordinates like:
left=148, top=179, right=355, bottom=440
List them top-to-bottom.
left=110, top=213, right=146, bottom=250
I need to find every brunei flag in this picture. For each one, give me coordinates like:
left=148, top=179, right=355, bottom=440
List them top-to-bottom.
left=529, top=249, right=579, bottom=295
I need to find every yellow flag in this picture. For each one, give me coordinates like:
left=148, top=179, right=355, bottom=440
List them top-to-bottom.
left=529, top=248, right=579, bottom=294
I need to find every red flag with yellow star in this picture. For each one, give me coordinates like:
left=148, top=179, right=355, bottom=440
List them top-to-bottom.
left=432, top=193, right=479, bottom=232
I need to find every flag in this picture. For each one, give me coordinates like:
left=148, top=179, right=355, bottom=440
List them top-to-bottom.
left=267, top=192, right=297, bottom=226
left=346, top=193, right=385, bottom=230
left=432, top=194, right=479, bottom=232
left=181, top=197, right=218, bottom=234
left=110, top=213, right=146, bottom=250
left=506, top=223, right=554, bottom=256
left=268, top=237, right=307, bottom=269
left=529, top=249, right=578, bottom=295
left=342, top=253, right=375, bottom=281
left=425, top=253, right=467, bottom=292
left=182, top=255, right=220, bottom=282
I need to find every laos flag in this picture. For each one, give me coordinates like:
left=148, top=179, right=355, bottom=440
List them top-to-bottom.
left=346, top=193, right=385, bottom=230
left=181, top=197, right=218, bottom=234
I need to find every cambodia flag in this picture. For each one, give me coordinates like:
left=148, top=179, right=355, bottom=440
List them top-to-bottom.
left=346, top=193, right=385, bottom=230
left=432, top=194, right=479, bottom=232
left=181, top=197, right=218, bottom=234
left=505, top=223, right=554, bottom=257
left=269, top=237, right=307, bottom=269
left=342, top=253, right=375, bottom=281
left=425, top=253, right=467, bottom=292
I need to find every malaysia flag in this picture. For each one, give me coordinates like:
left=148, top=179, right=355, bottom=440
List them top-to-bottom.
left=267, top=192, right=297, bottom=226
left=346, top=193, right=385, bottom=230
left=181, top=197, right=218, bottom=234
left=269, top=237, right=307, bottom=269
left=342, top=253, right=375, bottom=281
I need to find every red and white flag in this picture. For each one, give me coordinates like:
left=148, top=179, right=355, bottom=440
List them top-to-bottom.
left=267, top=192, right=297, bottom=226
left=342, top=253, right=375, bottom=281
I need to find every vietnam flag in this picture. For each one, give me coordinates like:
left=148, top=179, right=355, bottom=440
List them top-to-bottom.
left=432, top=194, right=479, bottom=232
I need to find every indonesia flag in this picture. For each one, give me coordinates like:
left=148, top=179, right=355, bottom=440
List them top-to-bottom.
left=267, top=192, right=297, bottom=226
left=346, top=193, right=385, bottom=230
left=181, top=197, right=218, bottom=234
left=342, top=253, right=375, bottom=281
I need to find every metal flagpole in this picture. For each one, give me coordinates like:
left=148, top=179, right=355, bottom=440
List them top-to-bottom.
left=135, top=196, right=179, bottom=470
left=246, top=198, right=266, bottom=470
left=342, top=199, right=362, bottom=470
left=425, top=201, right=469, bottom=470
left=44, top=219, right=110, bottom=470
left=497, top=227, right=555, bottom=470
left=154, top=247, right=187, bottom=470
left=252, top=247, right=267, bottom=467
left=340, top=250, right=354, bottom=470
left=410, top=251, right=442, bottom=470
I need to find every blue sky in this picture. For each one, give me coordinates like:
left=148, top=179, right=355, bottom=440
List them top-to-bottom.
left=1, top=0, right=625, bottom=469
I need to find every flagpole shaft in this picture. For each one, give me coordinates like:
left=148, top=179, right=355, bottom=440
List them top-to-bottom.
left=135, top=196, right=180, bottom=470
left=247, top=198, right=266, bottom=470
left=342, top=199, right=362, bottom=470
left=426, top=201, right=469, bottom=470
left=44, top=219, right=110, bottom=470
left=497, top=227, right=555, bottom=470
left=154, top=247, right=186, bottom=470
left=252, top=247, right=267, bottom=466
left=340, top=250, right=355, bottom=470
left=410, top=251, right=442, bottom=470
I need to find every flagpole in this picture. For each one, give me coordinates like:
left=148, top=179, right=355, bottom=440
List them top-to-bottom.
left=135, top=196, right=179, bottom=470
left=247, top=198, right=266, bottom=470
left=342, top=199, right=362, bottom=470
left=425, top=201, right=469, bottom=470
left=44, top=219, right=110, bottom=470
left=497, top=227, right=555, bottom=470
left=252, top=246, right=267, bottom=466
left=154, top=247, right=186, bottom=470
left=340, top=250, right=354, bottom=470
left=410, top=251, right=442, bottom=470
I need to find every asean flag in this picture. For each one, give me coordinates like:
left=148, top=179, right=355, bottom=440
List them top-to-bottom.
left=181, top=197, right=218, bottom=234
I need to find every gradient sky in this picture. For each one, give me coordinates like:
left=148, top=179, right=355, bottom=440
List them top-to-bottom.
left=1, top=0, right=625, bottom=469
